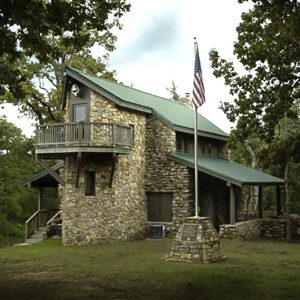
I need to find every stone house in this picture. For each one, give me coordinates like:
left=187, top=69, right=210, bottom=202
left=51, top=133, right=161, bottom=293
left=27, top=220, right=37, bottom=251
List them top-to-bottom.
left=26, top=66, right=284, bottom=245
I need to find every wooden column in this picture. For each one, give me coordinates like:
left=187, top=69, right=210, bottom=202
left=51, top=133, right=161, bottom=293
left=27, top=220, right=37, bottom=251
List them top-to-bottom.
left=230, top=185, right=236, bottom=224
left=258, top=185, right=263, bottom=219
left=276, top=185, right=282, bottom=215
left=38, top=187, right=43, bottom=211
left=38, top=187, right=43, bottom=227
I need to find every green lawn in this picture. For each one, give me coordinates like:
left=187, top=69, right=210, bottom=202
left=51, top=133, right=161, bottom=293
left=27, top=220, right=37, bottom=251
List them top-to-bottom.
left=0, top=238, right=299, bottom=300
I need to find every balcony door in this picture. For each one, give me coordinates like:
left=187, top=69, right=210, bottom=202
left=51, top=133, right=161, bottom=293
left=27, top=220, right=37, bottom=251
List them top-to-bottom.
left=72, top=103, right=89, bottom=143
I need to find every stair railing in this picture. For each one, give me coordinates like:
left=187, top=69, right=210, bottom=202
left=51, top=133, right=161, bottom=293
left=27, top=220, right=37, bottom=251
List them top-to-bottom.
left=25, top=210, right=39, bottom=240
left=46, top=210, right=62, bottom=226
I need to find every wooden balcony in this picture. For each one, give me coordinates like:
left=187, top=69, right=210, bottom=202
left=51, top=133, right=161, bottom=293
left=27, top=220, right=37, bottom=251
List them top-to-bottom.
left=35, top=122, right=133, bottom=158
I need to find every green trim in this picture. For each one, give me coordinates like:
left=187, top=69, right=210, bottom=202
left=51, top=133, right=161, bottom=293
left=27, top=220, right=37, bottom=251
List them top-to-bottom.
left=167, top=153, right=284, bottom=186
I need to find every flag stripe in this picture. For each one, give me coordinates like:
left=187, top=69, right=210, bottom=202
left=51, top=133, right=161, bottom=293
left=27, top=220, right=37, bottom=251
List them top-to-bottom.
left=192, top=44, right=205, bottom=108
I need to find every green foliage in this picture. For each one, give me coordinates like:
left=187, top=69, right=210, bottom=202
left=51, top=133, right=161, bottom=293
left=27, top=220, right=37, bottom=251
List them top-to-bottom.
left=0, top=0, right=130, bottom=123
left=210, top=0, right=300, bottom=142
left=210, top=0, right=300, bottom=211
left=167, top=81, right=181, bottom=102
left=0, top=117, right=37, bottom=237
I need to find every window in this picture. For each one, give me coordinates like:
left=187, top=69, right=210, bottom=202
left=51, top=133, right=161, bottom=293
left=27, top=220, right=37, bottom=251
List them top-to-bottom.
left=73, top=104, right=87, bottom=122
left=176, top=133, right=186, bottom=153
left=85, top=171, right=95, bottom=196
left=147, top=193, right=173, bottom=222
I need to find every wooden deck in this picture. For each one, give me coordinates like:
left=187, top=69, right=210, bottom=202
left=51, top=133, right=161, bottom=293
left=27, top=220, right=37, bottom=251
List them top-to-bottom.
left=35, top=122, right=133, bottom=158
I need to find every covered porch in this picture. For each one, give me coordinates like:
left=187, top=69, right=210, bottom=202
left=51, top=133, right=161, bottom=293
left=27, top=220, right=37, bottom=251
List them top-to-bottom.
left=168, top=153, right=285, bottom=230
left=24, top=162, right=63, bottom=240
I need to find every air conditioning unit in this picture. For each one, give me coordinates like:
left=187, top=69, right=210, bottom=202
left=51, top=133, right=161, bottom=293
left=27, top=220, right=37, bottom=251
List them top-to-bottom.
left=148, top=225, right=166, bottom=239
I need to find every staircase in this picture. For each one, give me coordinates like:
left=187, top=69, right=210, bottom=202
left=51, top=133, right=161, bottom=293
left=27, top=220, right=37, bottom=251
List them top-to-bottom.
left=14, top=227, right=47, bottom=247
left=25, top=227, right=47, bottom=244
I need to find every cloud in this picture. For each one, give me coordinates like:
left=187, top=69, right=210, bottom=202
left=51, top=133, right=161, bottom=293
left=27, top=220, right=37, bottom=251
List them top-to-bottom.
left=111, top=9, right=181, bottom=65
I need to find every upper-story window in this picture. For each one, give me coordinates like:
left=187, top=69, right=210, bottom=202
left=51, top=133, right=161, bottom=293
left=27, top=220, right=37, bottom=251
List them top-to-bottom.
left=73, top=104, right=87, bottom=122
left=176, top=132, right=219, bottom=158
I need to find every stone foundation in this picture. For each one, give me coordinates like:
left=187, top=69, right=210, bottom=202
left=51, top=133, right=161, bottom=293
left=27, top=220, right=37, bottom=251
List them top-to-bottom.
left=167, top=217, right=225, bottom=263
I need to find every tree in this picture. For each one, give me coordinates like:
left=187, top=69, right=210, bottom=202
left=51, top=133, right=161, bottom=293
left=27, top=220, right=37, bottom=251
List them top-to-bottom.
left=0, top=0, right=130, bottom=123
left=209, top=0, right=300, bottom=223
left=210, top=0, right=300, bottom=142
left=166, top=81, right=192, bottom=108
left=167, top=81, right=181, bottom=102
left=0, top=117, right=37, bottom=239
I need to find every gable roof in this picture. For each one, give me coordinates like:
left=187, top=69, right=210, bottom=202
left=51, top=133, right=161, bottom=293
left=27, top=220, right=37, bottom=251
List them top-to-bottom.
left=63, top=66, right=228, bottom=141
left=168, top=153, right=284, bottom=186
left=24, top=161, right=64, bottom=188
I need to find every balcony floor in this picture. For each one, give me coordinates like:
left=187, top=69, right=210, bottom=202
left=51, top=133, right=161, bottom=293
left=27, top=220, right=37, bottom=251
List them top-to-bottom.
left=35, top=145, right=132, bottom=159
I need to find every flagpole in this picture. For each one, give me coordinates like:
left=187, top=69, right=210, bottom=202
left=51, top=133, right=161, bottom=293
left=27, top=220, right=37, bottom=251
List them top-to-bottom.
left=193, top=38, right=199, bottom=218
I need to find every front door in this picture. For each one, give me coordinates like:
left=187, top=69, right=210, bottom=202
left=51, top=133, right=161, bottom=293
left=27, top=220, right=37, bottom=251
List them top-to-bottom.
left=72, top=104, right=88, bottom=142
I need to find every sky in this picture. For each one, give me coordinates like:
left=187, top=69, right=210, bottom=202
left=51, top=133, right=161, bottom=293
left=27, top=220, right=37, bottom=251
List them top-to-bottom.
left=1, top=0, right=252, bottom=137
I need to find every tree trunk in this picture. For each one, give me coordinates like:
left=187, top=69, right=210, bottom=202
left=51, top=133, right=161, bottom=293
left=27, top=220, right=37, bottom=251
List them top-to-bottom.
left=245, top=142, right=259, bottom=217
left=285, top=162, right=291, bottom=242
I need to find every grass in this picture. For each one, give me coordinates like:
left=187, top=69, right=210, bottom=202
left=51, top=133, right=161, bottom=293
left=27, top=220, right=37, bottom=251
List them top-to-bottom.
left=0, top=238, right=299, bottom=300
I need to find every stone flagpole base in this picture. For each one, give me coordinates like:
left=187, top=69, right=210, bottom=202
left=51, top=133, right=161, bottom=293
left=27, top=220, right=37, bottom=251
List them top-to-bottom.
left=166, top=217, right=226, bottom=263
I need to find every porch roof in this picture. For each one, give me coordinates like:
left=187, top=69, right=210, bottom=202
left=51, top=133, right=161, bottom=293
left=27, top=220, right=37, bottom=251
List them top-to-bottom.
left=63, top=67, right=228, bottom=141
left=167, top=153, right=284, bottom=187
left=24, top=161, right=64, bottom=188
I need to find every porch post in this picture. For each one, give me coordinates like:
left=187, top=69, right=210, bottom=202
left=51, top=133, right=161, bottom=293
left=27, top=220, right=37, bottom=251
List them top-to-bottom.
left=230, top=185, right=236, bottom=224
left=258, top=185, right=263, bottom=219
left=276, top=185, right=282, bottom=215
left=38, top=187, right=43, bottom=211
left=38, top=187, right=43, bottom=227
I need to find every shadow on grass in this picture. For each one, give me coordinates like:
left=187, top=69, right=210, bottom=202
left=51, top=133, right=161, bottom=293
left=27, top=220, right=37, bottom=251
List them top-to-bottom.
left=0, top=238, right=299, bottom=300
left=1, top=263, right=299, bottom=300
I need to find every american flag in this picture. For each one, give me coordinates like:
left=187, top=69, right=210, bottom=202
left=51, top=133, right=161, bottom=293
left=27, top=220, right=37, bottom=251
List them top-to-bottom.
left=192, top=44, right=205, bottom=108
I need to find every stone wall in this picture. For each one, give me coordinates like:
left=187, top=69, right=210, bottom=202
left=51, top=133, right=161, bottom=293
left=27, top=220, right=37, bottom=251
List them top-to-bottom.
left=60, top=91, right=147, bottom=245
left=145, top=116, right=194, bottom=233
left=291, top=215, right=300, bottom=240
left=220, top=218, right=292, bottom=240
left=260, top=218, right=286, bottom=240
left=219, top=220, right=261, bottom=240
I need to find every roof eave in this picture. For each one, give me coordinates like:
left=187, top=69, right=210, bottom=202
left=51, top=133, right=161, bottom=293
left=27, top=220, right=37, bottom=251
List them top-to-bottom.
left=172, top=125, right=229, bottom=141
left=167, top=153, right=284, bottom=187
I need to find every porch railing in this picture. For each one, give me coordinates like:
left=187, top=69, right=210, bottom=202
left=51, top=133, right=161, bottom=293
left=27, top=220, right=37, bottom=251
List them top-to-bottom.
left=36, top=122, right=132, bottom=148
left=24, top=209, right=60, bottom=240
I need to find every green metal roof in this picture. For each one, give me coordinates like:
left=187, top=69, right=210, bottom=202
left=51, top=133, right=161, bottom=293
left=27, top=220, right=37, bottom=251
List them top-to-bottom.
left=65, top=67, right=228, bottom=141
left=168, top=153, right=284, bottom=186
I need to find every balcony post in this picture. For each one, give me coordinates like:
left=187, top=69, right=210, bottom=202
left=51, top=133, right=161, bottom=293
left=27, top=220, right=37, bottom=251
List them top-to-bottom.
left=112, top=124, right=116, bottom=146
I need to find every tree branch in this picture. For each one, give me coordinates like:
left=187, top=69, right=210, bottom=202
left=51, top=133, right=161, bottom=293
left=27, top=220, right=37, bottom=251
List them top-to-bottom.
left=32, top=94, right=56, bottom=122
left=24, top=101, right=44, bottom=125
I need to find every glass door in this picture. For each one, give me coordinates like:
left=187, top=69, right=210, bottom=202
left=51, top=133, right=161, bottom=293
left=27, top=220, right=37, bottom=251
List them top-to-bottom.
left=72, top=104, right=88, bottom=143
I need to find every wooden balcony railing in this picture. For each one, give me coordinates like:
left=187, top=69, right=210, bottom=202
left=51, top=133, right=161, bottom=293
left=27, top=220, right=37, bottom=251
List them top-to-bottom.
left=36, top=122, right=133, bottom=148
